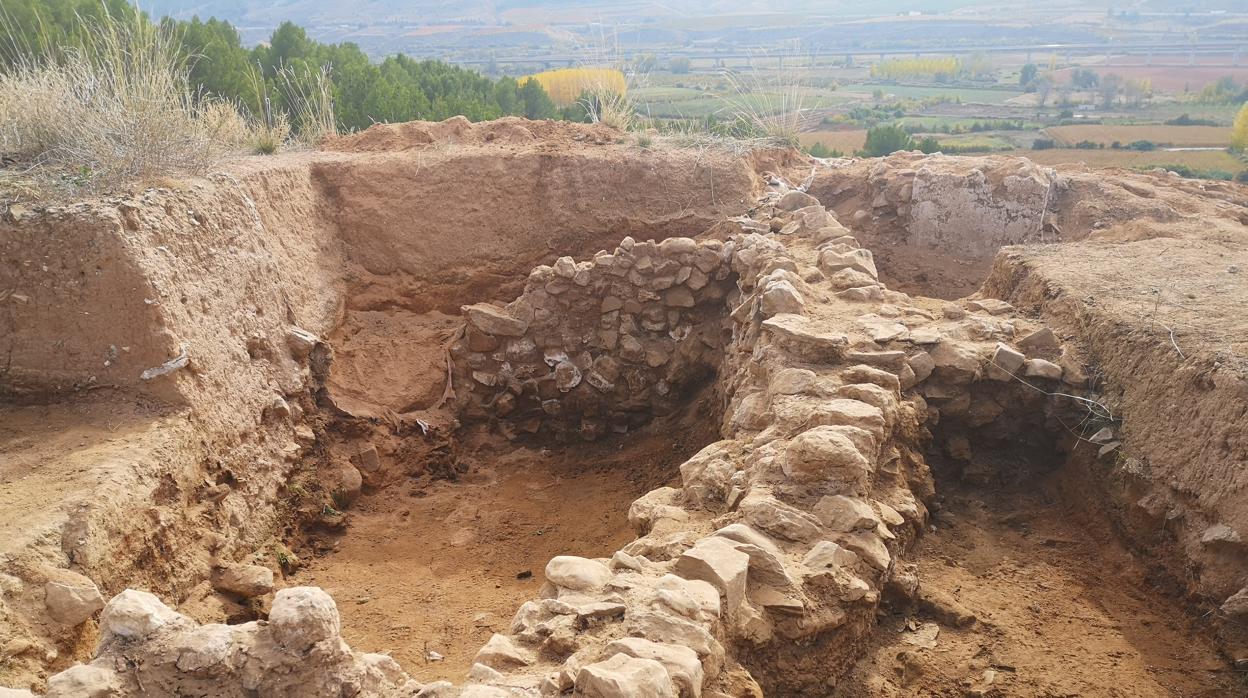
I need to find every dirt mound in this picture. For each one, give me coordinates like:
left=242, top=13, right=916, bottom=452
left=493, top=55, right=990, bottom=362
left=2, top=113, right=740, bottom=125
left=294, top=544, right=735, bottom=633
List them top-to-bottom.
left=322, top=116, right=621, bottom=153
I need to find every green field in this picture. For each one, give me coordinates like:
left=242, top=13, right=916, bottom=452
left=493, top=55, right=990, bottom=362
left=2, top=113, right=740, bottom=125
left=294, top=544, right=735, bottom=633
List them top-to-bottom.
left=839, top=83, right=1023, bottom=104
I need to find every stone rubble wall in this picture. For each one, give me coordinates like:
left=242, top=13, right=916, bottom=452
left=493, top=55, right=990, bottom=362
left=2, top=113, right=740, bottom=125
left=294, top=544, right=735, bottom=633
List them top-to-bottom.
left=450, top=237, right=737, bottom=441
left=2, top=588, right=418, bottom=698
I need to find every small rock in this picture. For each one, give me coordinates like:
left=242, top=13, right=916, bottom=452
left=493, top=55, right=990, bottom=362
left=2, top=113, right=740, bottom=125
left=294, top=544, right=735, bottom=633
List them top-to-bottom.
left=776, top=190, right=820, bottom=211
left=760, top=280, right=805, bottom=317
left=663, top=287, right=696, bottom=308
left=966, top=298, right=1013, bottom=315
left=464, top=303, right=528, bottom=337
left=286, top=327, right=321, bottom=360
left=1017, top=327, right=1058, bottom=351
left=989, top=342, right=1025, bottom=376
left=1023, top=358, right=1062, bottom=380
left=554, top=360, right=582, bottom=392
left=783, top=426, right=873, bottom=493
left=814, top=495, right=880, bottom=532
left=1201, top=524, right=1242, bottom=545
left=802, top=541, right=859, bottom=570
left=213, top=565, right=275, bottom=599
left=44, top=572, right=104, bottom=626
left=473, top=633, right=534, bottom=670
left=603, top=638, right=703, bottom=698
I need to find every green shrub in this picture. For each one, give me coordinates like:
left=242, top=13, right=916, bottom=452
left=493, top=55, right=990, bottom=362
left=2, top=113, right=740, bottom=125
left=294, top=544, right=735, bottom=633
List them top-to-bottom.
left=860, top=124, right=915, bottom=156
left=805, top=142, right=844, bottom=158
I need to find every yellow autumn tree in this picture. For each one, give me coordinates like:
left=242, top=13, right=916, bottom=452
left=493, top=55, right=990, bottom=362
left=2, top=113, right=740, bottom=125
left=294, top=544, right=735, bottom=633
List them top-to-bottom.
left=869, top=57, right=959, bottom=80
left=523, top=68, right=627, bottom=106
left=1232, top=101, right=1248, bottom=153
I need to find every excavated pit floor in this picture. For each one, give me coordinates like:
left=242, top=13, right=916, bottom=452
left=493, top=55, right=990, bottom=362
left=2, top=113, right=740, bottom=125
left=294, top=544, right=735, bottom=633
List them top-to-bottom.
left=296, top=402, right=720, bottom=683
left=838, top=466, right=1240, bottom=697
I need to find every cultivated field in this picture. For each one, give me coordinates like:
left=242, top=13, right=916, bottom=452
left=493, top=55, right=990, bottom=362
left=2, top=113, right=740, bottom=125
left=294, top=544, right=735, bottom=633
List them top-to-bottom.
left=1045, top=124, right=1232, bottom=147
left=798, top=129, right=868, bottom=153
left=1007, top=148, right=1246, bottom=174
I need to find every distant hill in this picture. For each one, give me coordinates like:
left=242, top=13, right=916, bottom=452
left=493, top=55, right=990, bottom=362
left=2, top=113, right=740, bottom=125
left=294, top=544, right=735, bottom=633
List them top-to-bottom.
left=138, top=0, right=1243, bottom=56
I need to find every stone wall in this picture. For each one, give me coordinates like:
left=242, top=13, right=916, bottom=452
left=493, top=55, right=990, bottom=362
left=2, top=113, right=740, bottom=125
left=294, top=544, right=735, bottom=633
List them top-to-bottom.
left=430, top=188, right=1094, bottom=696
left=450, top=236, right=737, bottom=441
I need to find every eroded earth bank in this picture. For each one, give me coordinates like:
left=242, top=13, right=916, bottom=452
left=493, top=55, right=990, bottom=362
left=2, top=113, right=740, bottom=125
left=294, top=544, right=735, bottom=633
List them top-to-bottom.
left=1, top=119, right=1246, bottom=697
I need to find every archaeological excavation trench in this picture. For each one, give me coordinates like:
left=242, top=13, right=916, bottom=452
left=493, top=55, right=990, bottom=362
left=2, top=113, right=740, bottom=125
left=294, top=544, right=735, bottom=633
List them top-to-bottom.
left=2, top=120, right=1247, bottom=697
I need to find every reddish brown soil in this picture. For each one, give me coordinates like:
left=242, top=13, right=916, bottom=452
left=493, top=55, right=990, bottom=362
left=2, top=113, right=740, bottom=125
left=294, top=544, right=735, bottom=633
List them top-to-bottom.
left=295, top=402, right=721, bottom=683
left=837, top=468, right=1242, bottom=697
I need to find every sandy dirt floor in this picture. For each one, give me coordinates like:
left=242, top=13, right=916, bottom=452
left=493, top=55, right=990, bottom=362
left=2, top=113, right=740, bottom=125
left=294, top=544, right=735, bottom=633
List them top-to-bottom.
left=294, top=406, right=719, bottom=683
left=836, top=465, right=1242, bottom=697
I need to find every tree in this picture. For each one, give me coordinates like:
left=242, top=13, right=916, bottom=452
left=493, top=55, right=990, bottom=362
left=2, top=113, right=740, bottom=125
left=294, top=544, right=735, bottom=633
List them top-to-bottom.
left=173, top=17, right=254, bottom=110
left=633, top=53, right=657, bottom=74
left=669, top=56, right=691, bottom=74
left=1020, top=63, right=1038, bottom=88
left=1070, top=68, right=1099, bottom=89
left=1034, top=73, right=1054, bottom=108
left=1099, top=73, right=1123, bottom=108
left=1232, top=102, right=1248, bottom=153
left=861, top=125, right=916, bottom=156
left=916, top=136, right=941, bottom=153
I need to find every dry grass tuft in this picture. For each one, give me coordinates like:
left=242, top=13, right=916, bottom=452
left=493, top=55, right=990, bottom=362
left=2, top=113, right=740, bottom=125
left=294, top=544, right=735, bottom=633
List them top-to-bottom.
left=0, top=9, right=336, bottom=195
left=0, top=12, right=250, bottom=191
left=717, top=54, right=813, bottom=144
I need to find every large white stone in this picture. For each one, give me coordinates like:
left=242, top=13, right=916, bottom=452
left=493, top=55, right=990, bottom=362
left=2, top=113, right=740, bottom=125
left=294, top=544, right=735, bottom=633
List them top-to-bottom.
left=760, top=280, right=806, bottom=317
left=783, top=426, right=873, bottom=493
left=739, top=494, right=823, bottom=542
left=814, top=495, right=881, bottom=532
left=673, top=537, right=749, bottom=615
left=545, top=556, right=612, bottom=591
left=213, top=564, right=275, bottom=599
left=44, top=572, right=104, bottom=626
left=269, top=586, right=341, bottom=652
left=99, top=589, right=183, bottom=643
left=473, top=633, right=534, bottom=670
left=604, top=638, right=704, bottom=698
left=576, top=653, right=675, bottom=698
left=45, top=665, right=119, bottom=698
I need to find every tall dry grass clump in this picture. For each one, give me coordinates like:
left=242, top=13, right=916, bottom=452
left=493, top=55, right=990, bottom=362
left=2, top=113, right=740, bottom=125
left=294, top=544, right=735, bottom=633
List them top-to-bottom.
left=0, top=12, right=251, bottom=189
left=718, top=53, right=813, bottom=144
left=277, top=63, right=336, bottom=146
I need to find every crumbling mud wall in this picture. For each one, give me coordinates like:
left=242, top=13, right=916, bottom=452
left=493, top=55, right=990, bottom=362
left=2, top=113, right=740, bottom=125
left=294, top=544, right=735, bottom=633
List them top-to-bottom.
left=812, top=153, right=1057, bottom=258
left=451, top=237, right=735, bottom=441
left=983, top=242, right=1248, bottom=656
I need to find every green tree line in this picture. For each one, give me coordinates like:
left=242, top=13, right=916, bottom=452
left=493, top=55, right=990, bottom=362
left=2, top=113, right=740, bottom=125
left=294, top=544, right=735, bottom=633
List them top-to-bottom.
left=1, top=0, right=562, bottom=132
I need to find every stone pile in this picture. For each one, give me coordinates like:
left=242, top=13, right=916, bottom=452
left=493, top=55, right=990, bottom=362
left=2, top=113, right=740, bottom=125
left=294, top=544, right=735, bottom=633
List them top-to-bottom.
left=451, top=236, right=737, bottom=441
left=9, top=588, right=419, bottom=698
